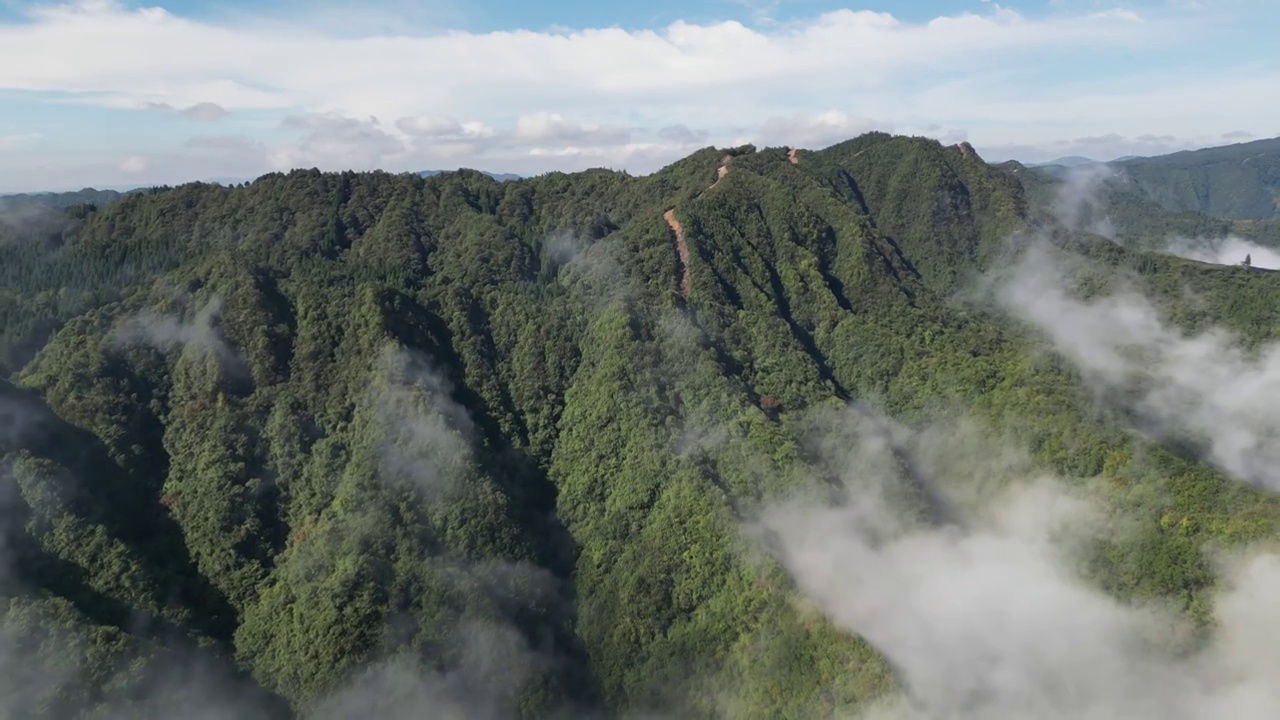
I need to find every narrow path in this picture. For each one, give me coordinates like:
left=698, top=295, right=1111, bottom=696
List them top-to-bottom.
left=664, top=152, right=738, bottom=300
left=707, top=154, right=733, bottom=190
left=663, top=208, right=692, bottom=299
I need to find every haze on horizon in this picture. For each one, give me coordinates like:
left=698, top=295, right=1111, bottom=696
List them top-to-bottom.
left=0, top=0, right=1276, bottom=193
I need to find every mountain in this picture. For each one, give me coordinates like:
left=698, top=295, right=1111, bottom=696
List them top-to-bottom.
left=3, top=136, right=1280, bottom=718
left=1027, top=136, right=1280, bottom=223
left=1115, top=136, right=1280, bottom=220
left=1012, top=138, right=1280, bottom=248
left=1030, top=155, right=1097, bottom=167
left=418, top=169, right=522, bottom=182
left=0, top=187, right=124, bottom=210
left=0, top=188, right=127, bottom=250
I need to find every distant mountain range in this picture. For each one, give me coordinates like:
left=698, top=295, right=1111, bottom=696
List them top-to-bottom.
left=8, top=136, right=1277, bottom=223
left=1023, top=136, right=1280, bottom=221
left=1030, top=154, right=1146, bottom=168
left=1030, top=155, right=1099, bottom=168
left=3, top=169, right=525, bottom=200
left=417, top=169, right=522, bottom=182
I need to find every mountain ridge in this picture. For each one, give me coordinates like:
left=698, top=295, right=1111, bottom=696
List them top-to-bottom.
left=4, top=130, right=1280, bottom=718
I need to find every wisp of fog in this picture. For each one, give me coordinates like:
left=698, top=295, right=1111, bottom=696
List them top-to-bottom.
left=1049, top=163, right=1118, bottom=239
left=1166, top=235, right=1280, bottom=270
left=991, top=243, right=1280, bottom=492
left=758, top=407, right=1280, bottom=720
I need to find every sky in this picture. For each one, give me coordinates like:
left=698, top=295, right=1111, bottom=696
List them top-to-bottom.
left=0, top=0, right=1275, bottom=192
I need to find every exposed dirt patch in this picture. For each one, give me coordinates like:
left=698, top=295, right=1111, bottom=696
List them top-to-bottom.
left=788, top=148, right=799, bottom=165
left=664, top=152, right=742, bottom=300
left=708, top=154, right=733, bottom=190
left=663, top=208, right=692, bottom=299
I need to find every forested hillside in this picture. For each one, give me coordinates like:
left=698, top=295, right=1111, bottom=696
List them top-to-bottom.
left=5, top=132, right=1280, bottom=718
left=1010, top=136, right=1280, bottom=250
left=1117, top=137, right=1280, bottom=220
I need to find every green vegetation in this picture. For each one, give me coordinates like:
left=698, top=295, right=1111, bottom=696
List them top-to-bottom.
left=4, top=134, right=1280, bottom=717
left=1012, top=136, right=1280, bottom=247
left=1118, top=137, right=1280, bottom=220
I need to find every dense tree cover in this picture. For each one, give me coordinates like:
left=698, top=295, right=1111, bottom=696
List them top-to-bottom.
left=4, top=134, right=1280, bottom=718
left=1116, top=137, right=1280, bottom=220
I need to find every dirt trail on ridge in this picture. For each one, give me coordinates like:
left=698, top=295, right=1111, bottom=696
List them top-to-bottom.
left=663, top=154, right=738, bottom=300
left=707, top=154, right=733, bottom=190
left=663, top=209, right=692, bottom=299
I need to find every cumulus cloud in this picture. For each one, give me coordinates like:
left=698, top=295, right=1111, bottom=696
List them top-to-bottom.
left=3, top=0, right=1267, bottom=188
left=0, top=3, right=1170, bottom=116
left=755, top=110, right=885, bottom=150
left=215, top=111, right=644, bottom=173
left=270, top=112, right=408, bottom=170
left=513, top=112, right=629, bottom=147
left=395, top=116, right=495, bottom=140
left=992, top=243, right=1280, bottom=492
left=760, top=407, right=1280, bottom=720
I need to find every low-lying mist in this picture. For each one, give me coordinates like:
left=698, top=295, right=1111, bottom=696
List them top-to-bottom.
left=1046, top=163, right=1280, bottom=272
left=1166, top=235, right=1280, bottom=270
left=989, top=242, right=1280, bottom=491
left=757, top=409, right=1280, bottom=720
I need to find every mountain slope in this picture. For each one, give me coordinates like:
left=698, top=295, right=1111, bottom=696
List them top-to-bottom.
left=3, top=135, right=1280, bottom=718
left=1117, top=136, right=1280, bottom=220
left=1013, top=137, right=1280, bottom=240
left=1009, top=157, right=1280, bottom=252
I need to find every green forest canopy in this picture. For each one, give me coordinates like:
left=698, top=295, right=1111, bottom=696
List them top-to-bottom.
left=4, top=132, right=1280, bottom=718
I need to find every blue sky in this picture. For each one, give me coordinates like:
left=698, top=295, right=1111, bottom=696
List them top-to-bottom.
left=0, top=0, right=1275, bottom=192
left=109, top=0, right=1008, bottom=32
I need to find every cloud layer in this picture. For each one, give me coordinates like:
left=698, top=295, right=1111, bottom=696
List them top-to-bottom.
left=0, top=1, right=1273, bottom=189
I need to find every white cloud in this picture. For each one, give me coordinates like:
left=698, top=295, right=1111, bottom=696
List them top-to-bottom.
left=0, top=0, right=1270, bottom=188
left=0, top=3, right=1186, bottom=126
left=755, top=110, right=884, bottom=149
left=268, top=112, right=407, bottom=170
left=512, top=112, right=628, bottom=146
left=395, top=116, right=495, bottom=139
left=119, top=154, right=147, bottom=172
left=1167, top=236, right=1280, bottom=270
